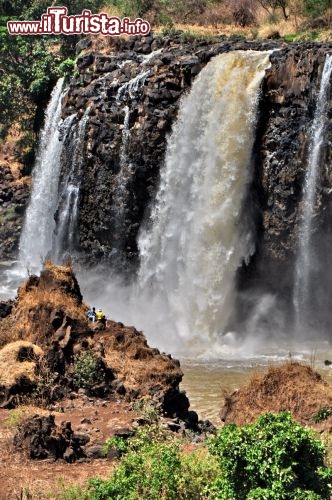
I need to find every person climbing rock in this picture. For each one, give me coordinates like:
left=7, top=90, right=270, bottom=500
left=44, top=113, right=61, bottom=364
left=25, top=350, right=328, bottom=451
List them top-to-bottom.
left=86, top=306, right=96, bottom=322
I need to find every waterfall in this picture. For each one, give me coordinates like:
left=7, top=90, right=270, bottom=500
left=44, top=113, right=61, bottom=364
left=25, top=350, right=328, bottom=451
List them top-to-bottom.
left=136, top=51, right=271, bottom=348
left=293, top=54, right=332, bottom=334
left=116, top=70, right=150, bottom=101
left=19, top=77, right=88, bottom=272
left=19, top=78, right=64, bottom=272
left=111, top=105, right=133, bottom=253
left=52, top=108, right=90, bottom=261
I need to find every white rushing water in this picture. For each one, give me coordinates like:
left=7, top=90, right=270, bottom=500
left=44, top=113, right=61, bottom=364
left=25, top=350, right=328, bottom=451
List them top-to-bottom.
left=132, top=50, right=272, bottom=352
left=293, top=54, right=332, bottom=333
left=116, top=70, right=150, bottom=101
left=19, top=78, right=64, bottom=272
left=111, top=104, right=134, bottom=247
left=53, top=108, right=90, bottom=261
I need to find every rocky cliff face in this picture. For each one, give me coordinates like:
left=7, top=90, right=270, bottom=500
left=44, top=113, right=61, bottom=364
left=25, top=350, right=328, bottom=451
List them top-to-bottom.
left=61, top=34, right=279, bottom=272
left=2, top=35, right=332, bottom=327
left=60, top=35, right=332, bottom=320
left=237, top=43, right=332, bottom=326
left=0, top=163, right=30, bottom=260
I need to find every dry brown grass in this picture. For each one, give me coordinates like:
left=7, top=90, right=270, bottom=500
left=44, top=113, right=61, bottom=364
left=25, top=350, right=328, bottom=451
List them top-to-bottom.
left=43, top=259, right=74, bottom=283
left=12, top=261, right=87, bottom=344
left=13, top=287, right=85, bottom=344
left=0, top=315, right=18, bottom=348
left=95, top=323, right=182, bottom=394
left=0, top=341, right=43, bottom=387
left=222, top=361, right=332, bottom=426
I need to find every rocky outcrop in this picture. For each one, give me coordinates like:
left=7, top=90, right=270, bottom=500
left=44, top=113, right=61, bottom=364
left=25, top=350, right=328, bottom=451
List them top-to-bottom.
left=0, top=163, right=30, bottom=260
left=0, top=262, right=191, bottom=420
left=13, top=414, right=89, bottom=461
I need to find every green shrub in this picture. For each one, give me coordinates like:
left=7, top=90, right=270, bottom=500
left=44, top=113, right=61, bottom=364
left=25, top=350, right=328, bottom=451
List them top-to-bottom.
left=104, top=0, right=153, bottom=18
left=303, top=0, right=332, bottom=17
left=58, top=58, right=76, bottom=79
left=73, top=352, right=105, bottom=393
left=314, top=407, right=332, bottom=423
left=208, top=412, right=332, bottom=500
left=89, top=422, right=219, bottom=500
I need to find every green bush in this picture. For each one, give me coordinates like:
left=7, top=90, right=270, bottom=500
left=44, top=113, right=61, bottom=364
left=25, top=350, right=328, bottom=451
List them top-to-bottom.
left=104, top=0, right=153, bottom=18
left=303, top=0, right=332, bottom=17
left=58, top=58, right=76, bottom=77
left=73, top=352, right=105, bottom=393
left=313, top=407, right=332, bottom=424
left=60, top=412, right=332, bottom=500
left=208, top=412, right=332, bottom=500
left=88, top=422, right=219, bottom=500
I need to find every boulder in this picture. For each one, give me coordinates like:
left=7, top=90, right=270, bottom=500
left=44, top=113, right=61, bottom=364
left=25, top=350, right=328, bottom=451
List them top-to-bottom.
left=13, top=414, right=90, bottom=461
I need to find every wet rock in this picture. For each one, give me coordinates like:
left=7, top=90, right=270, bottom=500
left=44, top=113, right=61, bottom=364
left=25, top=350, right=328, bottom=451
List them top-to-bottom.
left=184, top=410, right=199, bottom=430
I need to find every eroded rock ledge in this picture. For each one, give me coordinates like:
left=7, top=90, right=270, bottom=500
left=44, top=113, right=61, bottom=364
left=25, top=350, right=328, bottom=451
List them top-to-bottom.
left=0, top=261, right=191, bottom=423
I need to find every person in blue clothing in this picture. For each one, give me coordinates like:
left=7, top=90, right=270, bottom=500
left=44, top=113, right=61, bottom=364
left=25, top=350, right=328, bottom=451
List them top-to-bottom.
left=86, top=306, right=96, bottom=322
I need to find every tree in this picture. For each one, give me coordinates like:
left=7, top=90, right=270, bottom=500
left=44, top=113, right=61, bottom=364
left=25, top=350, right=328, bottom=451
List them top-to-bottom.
left=257, top=0, right=289, bottom=20
left=303, top=0, right=332, bottom=17
left=0, top=19, right=60, bottom=137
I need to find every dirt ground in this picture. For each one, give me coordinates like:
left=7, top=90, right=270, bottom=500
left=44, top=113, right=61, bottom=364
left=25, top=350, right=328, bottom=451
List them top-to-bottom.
left=0, top=397, right=138, bottom=499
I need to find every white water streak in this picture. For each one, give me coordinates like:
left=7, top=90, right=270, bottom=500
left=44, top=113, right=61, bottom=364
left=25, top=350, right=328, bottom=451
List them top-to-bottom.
left=293, top=54, right=332, bottom=330
left=116, top=70, right=150, bottom=101
left=19, top=79, right=64, bottom=271
left=53, top=108, right=90, bottom=261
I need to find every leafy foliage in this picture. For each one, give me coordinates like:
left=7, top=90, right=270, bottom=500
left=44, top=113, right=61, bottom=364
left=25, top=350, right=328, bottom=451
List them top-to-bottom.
left=0, top=0, right=104, bottom=139
left=302, top=0, right=332, bottom=17
left=0, top=16, right=60, bottom=138
left=73, top=352, right=105, bottom=393
left=313, top=407, right=332, bottom=423
left=59, top=412, right=332, bottom=500
left=208, top=412, right=332, bottom=499
left=89, top=421, right=218, bottom=500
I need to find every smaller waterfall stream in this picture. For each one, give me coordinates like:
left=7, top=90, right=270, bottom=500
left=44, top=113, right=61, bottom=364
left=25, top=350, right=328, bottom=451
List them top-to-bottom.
left=293, top=54, right=332, bottom=334
left=19, top=79, right=64, bottom=271
left=111, top=104, right=134, bottom=252
left=53, top=108, right=90, bottom=261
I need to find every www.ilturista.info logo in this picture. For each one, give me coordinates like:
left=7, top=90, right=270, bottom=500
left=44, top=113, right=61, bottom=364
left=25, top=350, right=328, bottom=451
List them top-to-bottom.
left=7, top=7, right=151, bottom=36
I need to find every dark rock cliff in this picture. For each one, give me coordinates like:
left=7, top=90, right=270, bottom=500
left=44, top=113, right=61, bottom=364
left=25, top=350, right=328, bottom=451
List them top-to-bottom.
left=2, top=34, right=332, bottom=328
left=60, top=34, right=279, bottom=272
left=60, top=35, right=332, bottom=322
left=237, top=44, right=332, bottom=328
left=0, top=163, right=29, bottom=260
